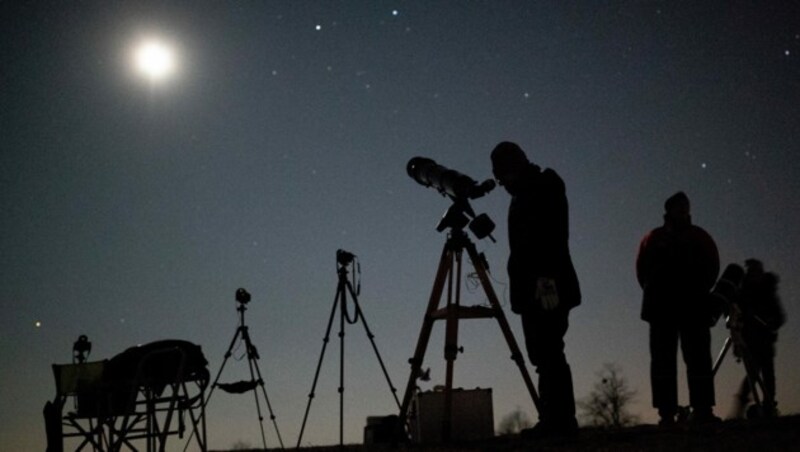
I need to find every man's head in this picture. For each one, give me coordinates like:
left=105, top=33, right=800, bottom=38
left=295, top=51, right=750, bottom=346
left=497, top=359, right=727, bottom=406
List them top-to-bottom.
left=491, top=141, right=529, bottom=195
left=663, top=191, right=691, bottom=229
left=745, top=258, right=764, bottom=278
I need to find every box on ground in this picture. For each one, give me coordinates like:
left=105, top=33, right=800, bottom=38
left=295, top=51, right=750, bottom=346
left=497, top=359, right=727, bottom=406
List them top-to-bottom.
left=410, top=387, right=494, bottom=443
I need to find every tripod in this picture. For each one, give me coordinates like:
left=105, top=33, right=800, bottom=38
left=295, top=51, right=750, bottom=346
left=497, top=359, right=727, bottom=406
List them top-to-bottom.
left=399, top=227, right=540, bottom=442
left=296, top=250, right=401, bottom=448
left=204, top=289, right=284, bottom=450
left=712, top=312, right=767, bottom=418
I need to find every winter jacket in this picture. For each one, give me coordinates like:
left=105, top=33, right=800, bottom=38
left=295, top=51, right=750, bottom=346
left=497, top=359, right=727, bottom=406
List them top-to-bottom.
left=506, top=164, right=581, bottom=314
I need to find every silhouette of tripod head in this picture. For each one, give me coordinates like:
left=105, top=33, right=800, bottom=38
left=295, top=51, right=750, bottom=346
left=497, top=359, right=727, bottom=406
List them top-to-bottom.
left=406, top=156, right=496, bottom=241
left=436, top=199, right=496, bottom=242
left=336, top=249, right=356, bottom=267
left=235, top=287, right=251, bottom=305
left=73, top=334, right=92, bottom=364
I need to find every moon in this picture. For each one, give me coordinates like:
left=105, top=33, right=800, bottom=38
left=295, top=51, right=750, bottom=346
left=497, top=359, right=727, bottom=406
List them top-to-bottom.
left=133, top=39, right=176, bottom=81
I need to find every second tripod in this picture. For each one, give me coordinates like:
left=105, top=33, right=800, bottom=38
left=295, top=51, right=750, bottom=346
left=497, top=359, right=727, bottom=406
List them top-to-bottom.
left=296, top=250, right=401, bottom=447
left=204, top=288, right=284, bottom=450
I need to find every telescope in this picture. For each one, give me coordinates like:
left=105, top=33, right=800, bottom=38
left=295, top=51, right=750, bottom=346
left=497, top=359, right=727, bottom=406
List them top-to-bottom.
left=407, top=157, right=495, bottom=201
left=407, top=157, right=496, bottom=239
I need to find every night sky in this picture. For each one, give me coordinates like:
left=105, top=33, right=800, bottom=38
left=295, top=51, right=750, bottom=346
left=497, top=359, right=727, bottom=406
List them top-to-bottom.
left=2, top=1, right=799, bottom=450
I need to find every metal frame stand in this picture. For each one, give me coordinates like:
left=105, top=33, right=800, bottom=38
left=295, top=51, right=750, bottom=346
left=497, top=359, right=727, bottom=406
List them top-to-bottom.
left=48, top=342, right=208, bottom=452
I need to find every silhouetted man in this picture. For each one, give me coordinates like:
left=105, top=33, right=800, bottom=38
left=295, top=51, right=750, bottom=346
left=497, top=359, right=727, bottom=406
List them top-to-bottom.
left=491, top=141, right=581, bottom=437
left=636, top=192, right=720, bottom=425
left=732, top=258, right=785, bottom=418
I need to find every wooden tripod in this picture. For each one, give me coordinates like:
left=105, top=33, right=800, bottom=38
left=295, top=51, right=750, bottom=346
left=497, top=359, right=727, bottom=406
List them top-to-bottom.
left=399, top=228, right=540, bottom=441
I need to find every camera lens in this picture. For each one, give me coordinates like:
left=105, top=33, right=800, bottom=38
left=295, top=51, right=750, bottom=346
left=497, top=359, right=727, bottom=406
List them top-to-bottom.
left=236, top=288, right=251, bottom=304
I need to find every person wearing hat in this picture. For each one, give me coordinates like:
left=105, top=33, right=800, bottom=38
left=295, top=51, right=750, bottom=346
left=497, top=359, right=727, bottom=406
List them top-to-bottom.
left=491, top=141, right=581, bottom=438
left=636, top=191, right=720, bottom=425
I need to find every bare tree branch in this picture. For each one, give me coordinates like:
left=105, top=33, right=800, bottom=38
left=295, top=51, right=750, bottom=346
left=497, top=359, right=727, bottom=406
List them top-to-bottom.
left=578, top=363, right=639, bottom=428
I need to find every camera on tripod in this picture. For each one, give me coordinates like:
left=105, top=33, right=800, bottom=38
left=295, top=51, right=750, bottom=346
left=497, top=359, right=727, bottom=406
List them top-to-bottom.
left=406, top=157, right=496, bottom=240
left=336, top=249, right=356, bottom=266
left=235, top=288, right=251, bottom=305
left=73, top=334, right=92, bottom=364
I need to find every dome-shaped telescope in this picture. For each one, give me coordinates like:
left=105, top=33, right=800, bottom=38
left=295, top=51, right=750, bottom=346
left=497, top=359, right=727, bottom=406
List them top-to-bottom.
left=407, top=157, right=495, bottom=200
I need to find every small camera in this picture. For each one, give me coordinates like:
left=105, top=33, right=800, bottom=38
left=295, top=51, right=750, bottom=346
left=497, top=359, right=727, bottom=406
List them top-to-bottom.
left=337, top=249, right=355, bottom=266
left=235, top=288, right=251, bottom=304
left=73, top=335, right=92, bottom=363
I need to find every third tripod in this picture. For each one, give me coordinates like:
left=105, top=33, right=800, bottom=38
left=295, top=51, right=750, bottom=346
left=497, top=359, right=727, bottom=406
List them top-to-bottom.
left=296, top=250, right=401, bottom=447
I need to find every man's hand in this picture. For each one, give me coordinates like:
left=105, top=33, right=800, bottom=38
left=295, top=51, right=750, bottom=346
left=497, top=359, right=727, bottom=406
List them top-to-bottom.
left=536, top=277, right=559, bottom=311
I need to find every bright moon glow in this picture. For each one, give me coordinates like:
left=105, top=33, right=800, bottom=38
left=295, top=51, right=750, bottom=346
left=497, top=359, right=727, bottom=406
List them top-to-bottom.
left=134, top=40, right=175, bottom=80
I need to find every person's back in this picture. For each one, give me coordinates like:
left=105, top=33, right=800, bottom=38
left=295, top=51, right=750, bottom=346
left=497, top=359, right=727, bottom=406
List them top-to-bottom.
left=636, top=191, right=720, bottom=425
left=637, top=193, right=719, bottom=323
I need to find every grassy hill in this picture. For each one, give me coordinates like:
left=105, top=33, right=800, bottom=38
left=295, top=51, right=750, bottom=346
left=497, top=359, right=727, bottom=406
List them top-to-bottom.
left=221, top=414, right=800, bottom=451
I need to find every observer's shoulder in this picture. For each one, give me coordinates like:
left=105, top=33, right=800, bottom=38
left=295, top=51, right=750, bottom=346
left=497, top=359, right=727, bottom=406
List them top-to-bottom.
left=540, top=167, right=565, bottom=189
left=689, top=224, right=716, bottom=241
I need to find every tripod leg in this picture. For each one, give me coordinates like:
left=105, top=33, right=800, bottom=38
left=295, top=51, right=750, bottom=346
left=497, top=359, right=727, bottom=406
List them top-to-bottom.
left=465, top=242, right=542, bottom=413
left=400, top=245, right=453, bottom=423
left=441, top=248, right=463, bottom=443
left=338, top=277, right=346, bottom=446
left=345, top=280, right=402, bottom=410
left=296, top=284, right=341, bottom=448
left=183, top=323, right=242, bottom=450
left=204, top=327, right=243, bottom=408
left=240, top=328, right=269, bottom=450
left=712, top=336, right=732, bottom=376
left=247, top=347, right=285, bottom=449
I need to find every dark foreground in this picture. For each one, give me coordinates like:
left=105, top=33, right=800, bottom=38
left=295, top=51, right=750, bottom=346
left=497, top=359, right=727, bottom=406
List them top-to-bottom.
left=218, top=414, right=800, bottom=451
